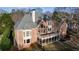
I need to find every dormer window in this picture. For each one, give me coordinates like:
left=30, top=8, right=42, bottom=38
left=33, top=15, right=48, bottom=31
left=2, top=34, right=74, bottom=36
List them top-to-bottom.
left=41, top=24, right=43, bottom=28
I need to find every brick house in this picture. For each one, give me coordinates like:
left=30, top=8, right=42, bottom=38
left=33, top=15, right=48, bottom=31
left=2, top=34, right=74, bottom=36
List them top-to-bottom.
left=14, top=9, right=59, bottom=50
left=14, top=9, right=42, bottom=50
left=37, top=15, right=59, bottom=46
left=68, top=20, right=79, bottom=33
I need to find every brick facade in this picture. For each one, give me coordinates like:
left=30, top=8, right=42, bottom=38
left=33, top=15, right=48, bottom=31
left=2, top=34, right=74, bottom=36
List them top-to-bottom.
left=15, top=28, right=38, bottom=50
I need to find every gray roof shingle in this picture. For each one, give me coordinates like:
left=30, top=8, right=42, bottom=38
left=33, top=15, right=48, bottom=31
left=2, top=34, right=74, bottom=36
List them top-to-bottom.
left=15, top=13, right=37, bottom=30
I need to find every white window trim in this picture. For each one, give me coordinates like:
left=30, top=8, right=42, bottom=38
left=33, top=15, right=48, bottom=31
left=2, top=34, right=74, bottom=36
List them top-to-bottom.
left=48, top=25, right=52, bottom=32
left=22, top=29, right=32, bottom=40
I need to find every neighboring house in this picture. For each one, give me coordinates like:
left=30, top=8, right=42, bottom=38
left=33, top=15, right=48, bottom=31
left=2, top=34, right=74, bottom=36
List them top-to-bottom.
left=14, top=9, right=59, bottom=50
left=37, top=15, right=59, bottom=46
left=59, top=17, right=68, bottom=37
left=68, top=20, right=79, bottom=33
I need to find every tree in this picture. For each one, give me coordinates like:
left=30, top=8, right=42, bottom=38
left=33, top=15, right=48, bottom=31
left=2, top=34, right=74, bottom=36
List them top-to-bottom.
left=53, top=11, right=61, bottom=22
left=0, top=13, right=14, bottom=50
left=1, top=13, right=13, bottom=27
left=0, top=28, right=12, bottom=50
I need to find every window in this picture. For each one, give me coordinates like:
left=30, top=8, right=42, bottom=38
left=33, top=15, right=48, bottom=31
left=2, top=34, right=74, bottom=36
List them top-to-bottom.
left=48, top=21, right=51, bottom=25
left=41, top=24, right=44, bottom=28
left=44, top=26, right=45, bottom=28
left=48, top=28, right=51, bottom=31
left=23, top=30, right=31, bottom=37
left=26, top=31, right=30, bottom=36
left=56, top=36, right=59, bottom=41
left=52, top=37, right=55, bottom=41
left=54, top=37, right=56, bottom=41
left=37, top=38, right=40, bottom=42
left=49, top=38, right=51, bottom=42
left=24, top=39, right=30, bottom=43
left=27, top=39, right=30, bottom=43
left=40, top=39, right=42, bottom=44
left=46, top=39, right=48, bottom=43
left=42, top=40, right=45, bottom=43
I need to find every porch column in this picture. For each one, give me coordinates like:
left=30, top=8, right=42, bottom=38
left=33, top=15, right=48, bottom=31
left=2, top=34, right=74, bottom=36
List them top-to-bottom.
left=51, top=36, right=54, bottom=42
left=56, top=36, right=58, bottom=41
left=41, top=38, right=43, bottom=46
left=47, top=38, right=49, bottom=44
